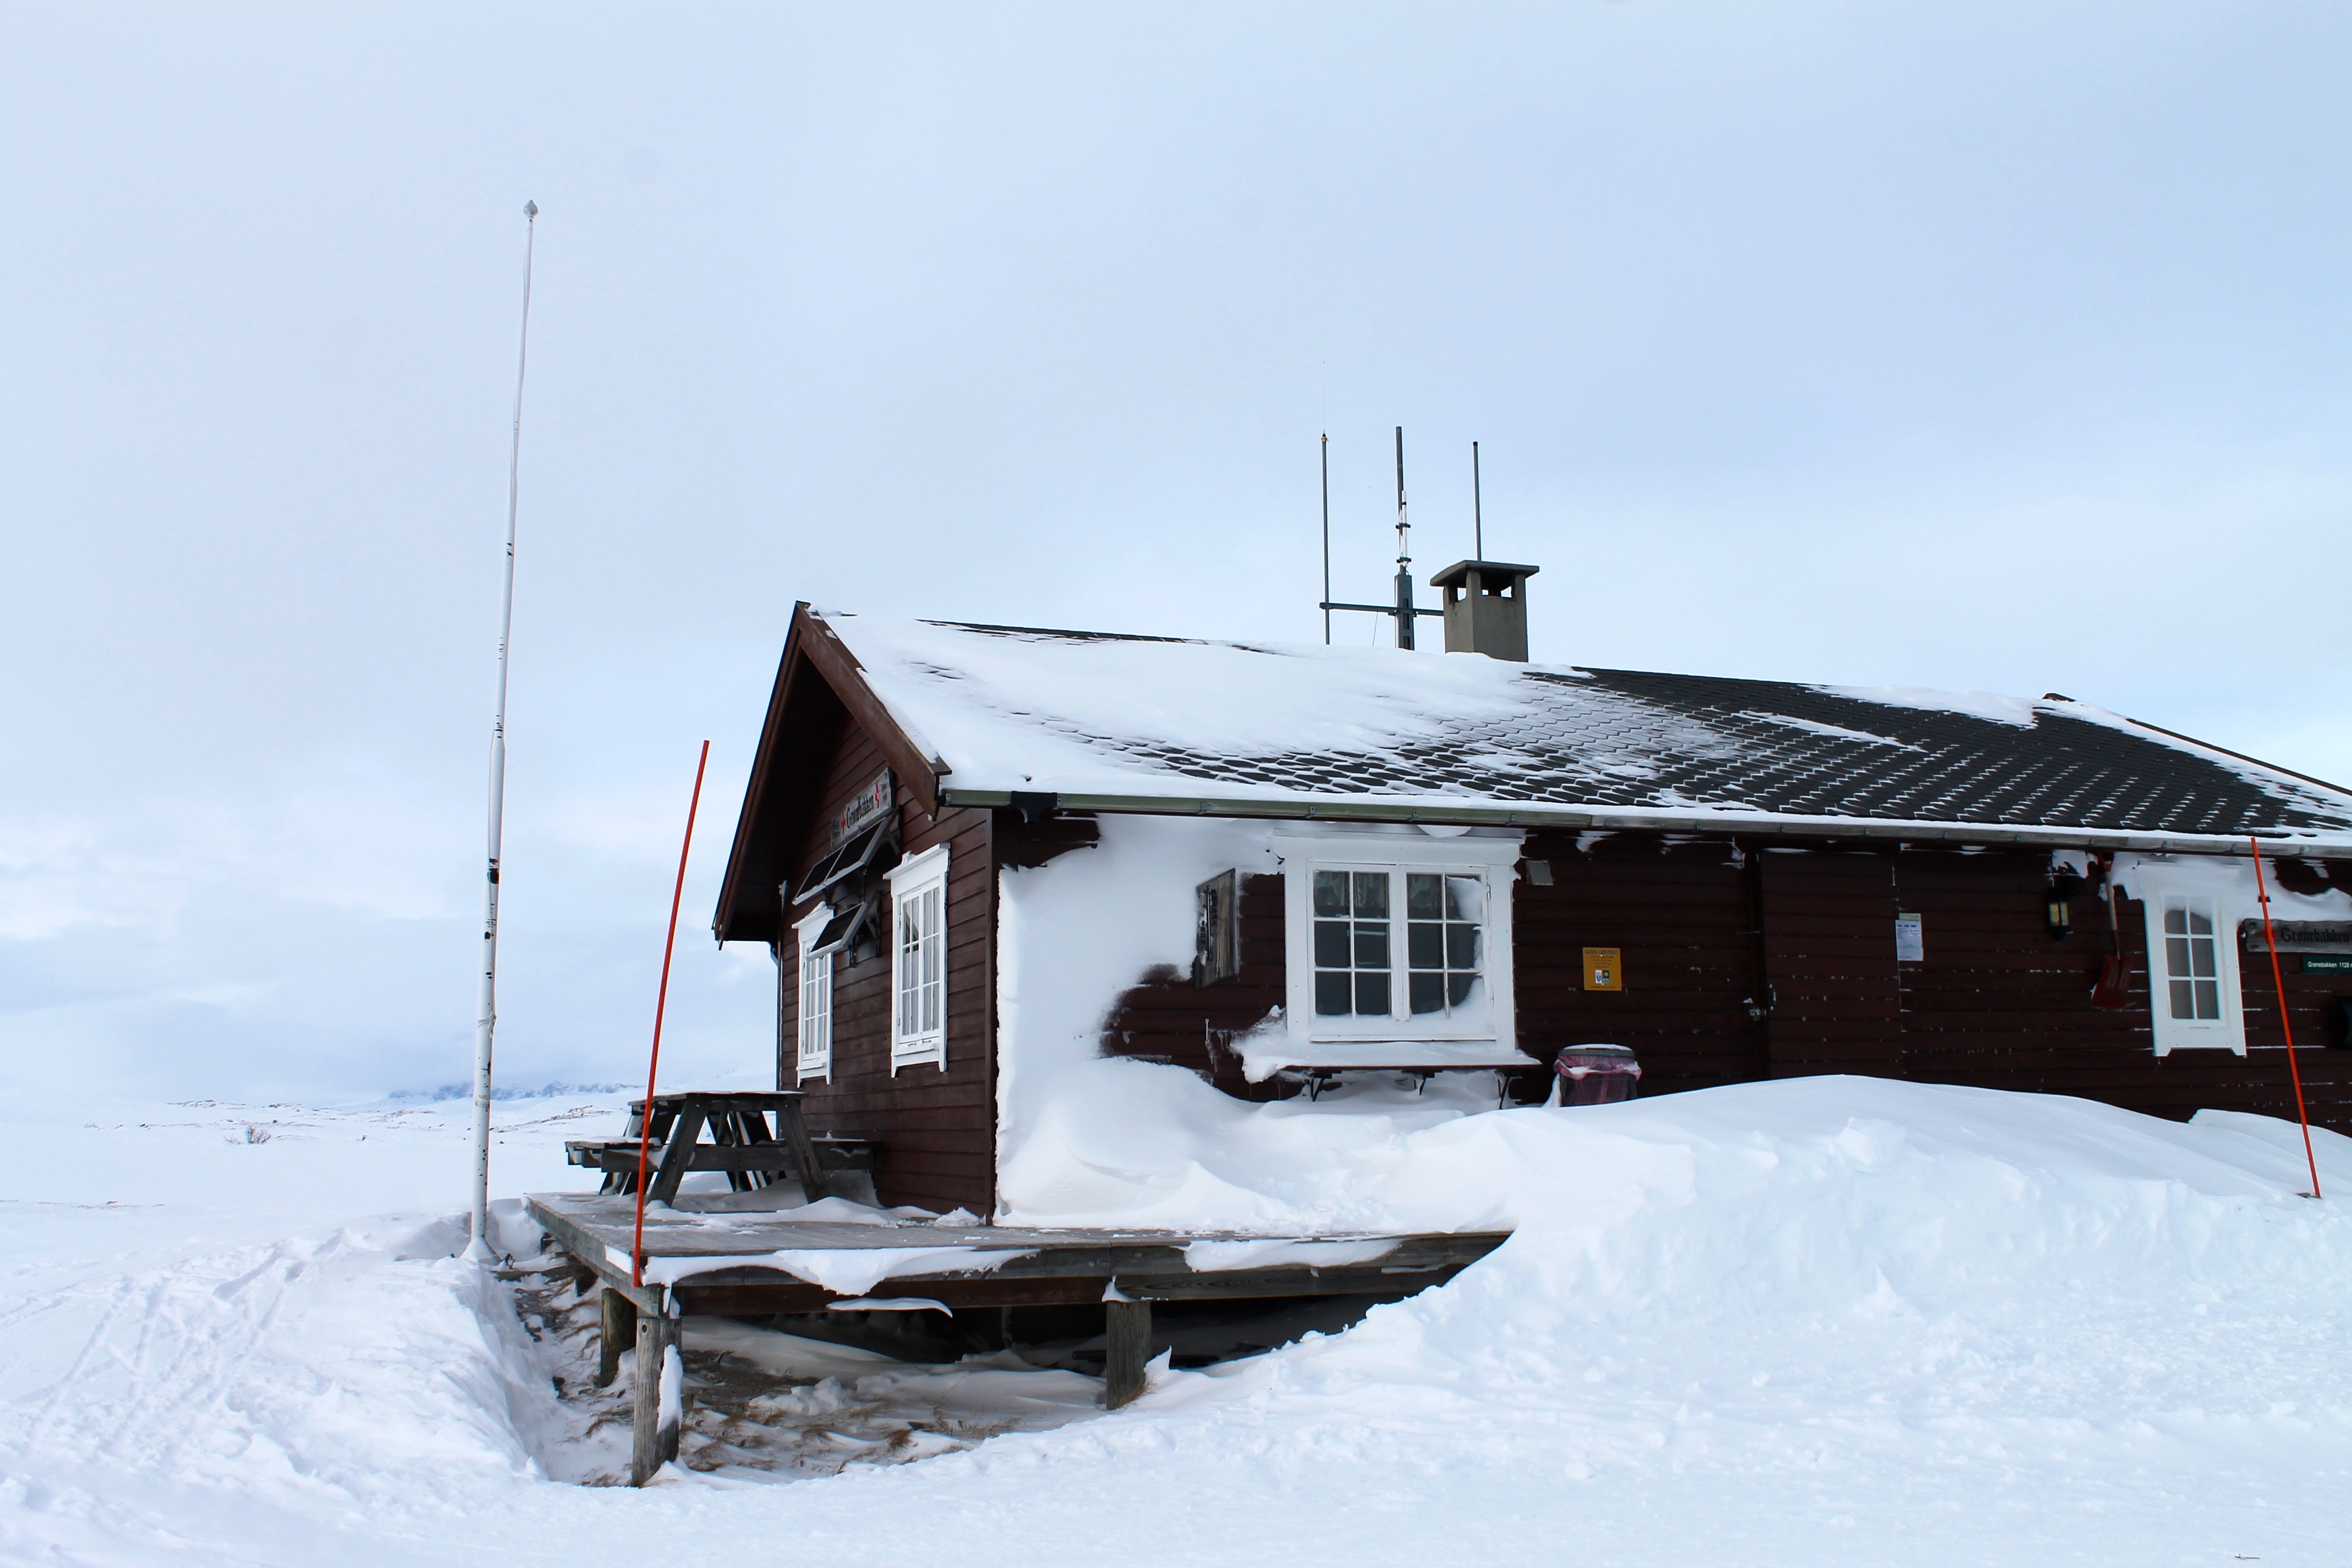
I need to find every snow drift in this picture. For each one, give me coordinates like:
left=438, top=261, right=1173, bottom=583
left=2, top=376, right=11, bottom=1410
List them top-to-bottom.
left=6, top=1082, right=2350, bottom=1565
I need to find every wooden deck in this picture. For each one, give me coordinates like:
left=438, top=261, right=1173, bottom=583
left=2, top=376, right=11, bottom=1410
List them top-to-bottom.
left=527, top=1190, right=1509, bottom=1317
left=529, top=1190, right=1509, bottom=1482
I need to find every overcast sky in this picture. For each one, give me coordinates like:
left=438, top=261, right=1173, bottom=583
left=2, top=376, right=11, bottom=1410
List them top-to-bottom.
left=4, top=2, right=2348, bottom=1104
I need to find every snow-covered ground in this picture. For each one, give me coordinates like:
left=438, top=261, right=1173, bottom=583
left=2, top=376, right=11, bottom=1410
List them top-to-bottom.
left=4, top=1078, right=2349, bottom=1566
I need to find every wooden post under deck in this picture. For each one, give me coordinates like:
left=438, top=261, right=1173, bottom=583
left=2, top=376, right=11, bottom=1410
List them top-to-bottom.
left=597, top=1287, right=636, bottom=1389
left=1104, top=1298, right=1151, bottom=1409
left=630, top=1309, right=683, bottom=1485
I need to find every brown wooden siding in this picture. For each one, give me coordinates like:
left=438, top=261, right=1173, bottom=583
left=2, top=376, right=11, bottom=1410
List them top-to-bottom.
left=775, top=715, right=997, bottom=1215
left=1093, top=827, right=2352, bottom=1134
left=1513, top=830, right=1767, bottom=1095
left=1757, top=848, right=1904, bottom=1076
left=1888, top=849, right=2352, bottom=1130
left=1890, top=850, right=2146, bottom=1097
left=1098, top=871, right=1289, bottom=1099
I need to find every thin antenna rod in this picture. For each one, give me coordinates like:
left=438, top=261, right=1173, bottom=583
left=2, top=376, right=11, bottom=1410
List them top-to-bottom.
left=469, top=198, right=538, bottom=1262
left=1319, top=424, right=1442, bottom=643
left=1393, top=426, right=1413, bottom=649
left=1320, top=434, right=1331, bottom=645
left=1472, top=440, right=1483, bottom=561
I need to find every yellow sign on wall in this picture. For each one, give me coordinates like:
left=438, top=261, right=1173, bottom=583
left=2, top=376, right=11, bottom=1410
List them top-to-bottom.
left=1583, top=947, right=1623, bottom=992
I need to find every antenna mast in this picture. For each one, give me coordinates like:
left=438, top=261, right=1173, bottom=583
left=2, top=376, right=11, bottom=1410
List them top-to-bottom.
left=469, top=198, right=538, bottom=1262
left=1317, top=423, right=1441, bottom=647
left=1392, top=426, right=1415, bottom=649
left=1320, top=434, right=1331, bottom=645
left=1472, top=440, right=1482, bottom=560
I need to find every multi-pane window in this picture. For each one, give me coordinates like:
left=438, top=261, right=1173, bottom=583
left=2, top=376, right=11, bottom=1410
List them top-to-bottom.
left=1283, top=835, right=1521, bottom=1043
left=886, top=844, right=950, bottom=1072
left=1314, top=868, right=1488, bottom=1019
left=1313, top=870, right=1392, bottom=1016
left=1407, top=873, right=1483, bottom=1016
left=2133, top=876, right=2244, bottom=1057
left=897, top=884, right=943, bottom=1038
left=2163, top=897, right=2221, bottom=1022
left=791, top=904, right=835, bottom=1083
left=798, top=945, right=833, bottom=1080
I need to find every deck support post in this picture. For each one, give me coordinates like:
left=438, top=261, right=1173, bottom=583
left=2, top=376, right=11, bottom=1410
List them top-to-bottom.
left=597, top=1286, right=636, bottom=1389
left=1104, top=1297, right=1151, bottom=1409
left=629, top=1306, right=683, bottom=1485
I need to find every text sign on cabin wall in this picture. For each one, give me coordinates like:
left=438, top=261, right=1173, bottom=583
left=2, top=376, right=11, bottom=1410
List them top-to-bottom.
left=831, top=771, right=893, bottom=848
left=1895, top=913, right=1924, bottom=962
left=2239, top=919, right=2352, bottom=955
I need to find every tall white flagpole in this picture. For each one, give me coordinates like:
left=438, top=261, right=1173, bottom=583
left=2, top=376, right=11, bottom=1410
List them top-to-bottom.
left=469, top=199, right=538, bottom=1262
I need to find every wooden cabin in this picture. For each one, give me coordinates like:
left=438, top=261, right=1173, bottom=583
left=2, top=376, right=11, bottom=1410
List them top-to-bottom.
left=711, top=599, right=2352, bottom=1218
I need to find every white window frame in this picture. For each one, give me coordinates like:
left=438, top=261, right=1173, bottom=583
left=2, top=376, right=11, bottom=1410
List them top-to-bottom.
left=1273, top=833, right=1520, bottom=1048
left=886, top=842, right=951, bottom=1073
left=2135, top=878, right=2246, bottom=1056
left=792, top=902, right=835, bottom=1084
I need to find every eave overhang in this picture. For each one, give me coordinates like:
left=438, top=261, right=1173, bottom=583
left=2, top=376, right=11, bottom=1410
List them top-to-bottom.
left=712, top=605, right=952, bottom=946
left=937, top=786, right=2352, bottom=859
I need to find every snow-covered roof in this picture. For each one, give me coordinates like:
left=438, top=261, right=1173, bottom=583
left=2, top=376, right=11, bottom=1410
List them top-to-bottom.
left=819, top=612, right=2352, bottom=850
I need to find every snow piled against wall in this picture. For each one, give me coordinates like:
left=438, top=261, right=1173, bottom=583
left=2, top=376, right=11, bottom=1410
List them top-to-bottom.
left=994, top=813, right=1537, bottom=1233
left=1077, top=1076, right=2352, bottom=1563
left=8, top=1084, right=2352, bottom=1562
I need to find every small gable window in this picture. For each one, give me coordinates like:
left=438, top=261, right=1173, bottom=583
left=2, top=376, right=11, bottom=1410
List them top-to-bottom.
left=886, top=843, right=950, bottom=1072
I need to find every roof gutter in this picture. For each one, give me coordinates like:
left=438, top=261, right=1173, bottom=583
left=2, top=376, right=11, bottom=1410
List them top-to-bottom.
left=938, top=787, right=2346, bottom=858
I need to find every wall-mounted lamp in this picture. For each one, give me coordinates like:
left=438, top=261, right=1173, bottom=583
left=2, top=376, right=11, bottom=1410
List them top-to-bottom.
left=2046, top=870, right=2086, bottom=939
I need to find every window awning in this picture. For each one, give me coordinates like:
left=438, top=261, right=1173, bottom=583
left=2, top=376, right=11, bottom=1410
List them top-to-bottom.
left=791, top=821, right=894, bottom=907
left=807, top=900, right=872, bottom=959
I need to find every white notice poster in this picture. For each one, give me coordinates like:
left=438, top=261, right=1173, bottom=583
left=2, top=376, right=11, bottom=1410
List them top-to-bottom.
left=1894, top=912, right=1924, bottom=963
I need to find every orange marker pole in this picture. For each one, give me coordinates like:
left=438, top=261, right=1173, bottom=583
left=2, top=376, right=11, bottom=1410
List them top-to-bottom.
left=634, top=741, right=712, bottom=1286
left=2250, top=837, right=2322, bottom=1200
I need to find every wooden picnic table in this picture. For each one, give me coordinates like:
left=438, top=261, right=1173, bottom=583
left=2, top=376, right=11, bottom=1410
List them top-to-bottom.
left=563, top=1090, right=842, bottom=1206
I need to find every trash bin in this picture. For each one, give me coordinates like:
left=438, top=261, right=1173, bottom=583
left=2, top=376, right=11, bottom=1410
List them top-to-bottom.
left=1553, top=1044, right=1641, bottom=1106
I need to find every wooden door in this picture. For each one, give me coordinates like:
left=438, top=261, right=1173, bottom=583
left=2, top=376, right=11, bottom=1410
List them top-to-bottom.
left=1758, top=850, right=1902, bottom=1080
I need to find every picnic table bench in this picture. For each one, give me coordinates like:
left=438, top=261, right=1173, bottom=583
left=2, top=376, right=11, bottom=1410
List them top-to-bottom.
left=1295, top=1059, right=1551, bottom=1102
left=562, top=1090, right=875, bottom=1205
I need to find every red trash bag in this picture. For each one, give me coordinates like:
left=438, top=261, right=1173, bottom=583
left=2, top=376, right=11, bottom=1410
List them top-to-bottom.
left=1553, top=1044, right=1641, bottom=1106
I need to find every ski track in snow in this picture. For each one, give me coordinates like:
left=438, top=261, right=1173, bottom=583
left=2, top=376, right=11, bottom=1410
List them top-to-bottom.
left=2, top=1085, right=2350, bottom=1566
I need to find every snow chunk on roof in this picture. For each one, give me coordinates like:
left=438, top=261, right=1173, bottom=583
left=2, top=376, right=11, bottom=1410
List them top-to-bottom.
left=837, top=614, right=1559, bottom=787
left=1819, top=685, right=2041, bottom=727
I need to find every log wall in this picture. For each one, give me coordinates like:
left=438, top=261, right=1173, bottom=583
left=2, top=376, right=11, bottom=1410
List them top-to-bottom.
left=776, top=717, right=997, bottom=1215
left=761, top=729, right=2352, bottom=1206
left=1086, top=825, right=2352, bottom=1133
left=1096, top=868, right=1290, bottom=1099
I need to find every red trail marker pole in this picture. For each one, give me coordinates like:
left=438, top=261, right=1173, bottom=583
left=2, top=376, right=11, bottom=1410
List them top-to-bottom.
left=634, top=741, right=712, bottom=1285
left=2250, top=837, right=2323, bottom=1200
